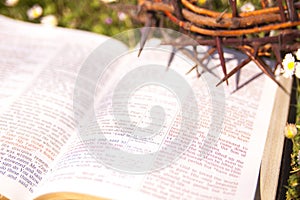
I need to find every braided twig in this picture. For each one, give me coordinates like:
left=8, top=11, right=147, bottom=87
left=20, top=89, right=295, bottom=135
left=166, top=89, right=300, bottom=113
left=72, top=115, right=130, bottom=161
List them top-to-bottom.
left=138, top=0, right=300, bottom=88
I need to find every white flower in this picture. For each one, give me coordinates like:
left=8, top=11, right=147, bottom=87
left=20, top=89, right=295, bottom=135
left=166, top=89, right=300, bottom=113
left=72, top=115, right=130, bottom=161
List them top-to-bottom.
left=5, top=0, right=18, bottom=7
left=100, top=0, right=117, bottom=3
left=240, top=2, right=255, bottom=12
left=27, top=4, right=43, bottom=20
left=118, top=12, right=127, bottom=21
left=41, top=15, right=58, bottom=27
left=269, top=30, right=278, bottom=37
left=295, top=49, right=300, bottom=61
left=282, top=53, right=295, bottom=78
left=295, top=62, right=300, bottom=79
left=284, top=123, right=297, bottom=139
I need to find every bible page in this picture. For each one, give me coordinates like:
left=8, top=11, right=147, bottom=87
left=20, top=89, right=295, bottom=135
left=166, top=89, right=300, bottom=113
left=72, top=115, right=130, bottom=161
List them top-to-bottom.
left=0, top=15, right=116, bottom=200
left=34, top=30, right=280, bottom=200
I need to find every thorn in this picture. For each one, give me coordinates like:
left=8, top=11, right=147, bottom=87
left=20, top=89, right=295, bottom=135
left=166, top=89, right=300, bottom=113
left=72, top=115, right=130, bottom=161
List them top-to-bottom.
left=216, top=8, right=228, bottom=23
left=138, top=13, right=152, bottom=57
left=216, top=36, right=228, bottom=85
left=167, top=47, right=177, bottom=69
left=240, top=47, right=289, bottom=94
left=137, top=48, right=143, bottom=57
left=180, top=48, right=219, bottom=78
left=216, top=57, right=251, bottom=86
left=186, top=64, right=198, bottom=75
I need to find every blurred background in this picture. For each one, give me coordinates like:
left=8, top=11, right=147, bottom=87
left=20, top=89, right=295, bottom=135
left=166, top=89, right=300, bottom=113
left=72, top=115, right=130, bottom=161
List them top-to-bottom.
left=0, top=0, right=141, bottom=36
left=0, top=0, right=266, bottom=36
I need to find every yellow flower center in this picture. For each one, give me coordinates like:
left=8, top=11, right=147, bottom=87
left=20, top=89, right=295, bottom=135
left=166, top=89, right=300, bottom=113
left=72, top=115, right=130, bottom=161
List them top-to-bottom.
left=245, top=6, right=252, bottom=11
left=288, top=61, right=295, bottom=70
left=287, top=129, right=294, bottom=138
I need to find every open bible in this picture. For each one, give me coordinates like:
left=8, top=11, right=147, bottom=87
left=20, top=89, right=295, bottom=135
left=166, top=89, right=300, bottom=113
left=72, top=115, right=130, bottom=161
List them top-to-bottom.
left=0, top=15, right=292, bottom=200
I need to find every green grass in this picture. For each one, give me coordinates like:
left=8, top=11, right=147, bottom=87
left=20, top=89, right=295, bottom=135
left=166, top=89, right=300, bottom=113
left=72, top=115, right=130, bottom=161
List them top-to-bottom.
left=0, top=0, right=140, bottom=36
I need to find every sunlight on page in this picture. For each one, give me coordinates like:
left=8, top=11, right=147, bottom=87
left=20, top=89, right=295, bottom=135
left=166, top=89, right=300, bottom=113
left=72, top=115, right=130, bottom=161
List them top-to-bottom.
left=0, top=16, right=280, bottom=200
left=36, top=37, right=276, bottom=200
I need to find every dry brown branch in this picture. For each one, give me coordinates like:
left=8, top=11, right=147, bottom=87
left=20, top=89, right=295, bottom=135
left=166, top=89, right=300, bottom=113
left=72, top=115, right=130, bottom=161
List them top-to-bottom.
left=137, top=0, right=300, bottom=87
left=182, top=9, right=282, bottom=29
left=188, top=20, right=300, bottom=36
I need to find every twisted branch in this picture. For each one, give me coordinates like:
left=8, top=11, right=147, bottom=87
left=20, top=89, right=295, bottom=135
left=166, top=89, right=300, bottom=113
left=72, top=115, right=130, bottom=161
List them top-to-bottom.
left=137, top=0, right=300, bottom=88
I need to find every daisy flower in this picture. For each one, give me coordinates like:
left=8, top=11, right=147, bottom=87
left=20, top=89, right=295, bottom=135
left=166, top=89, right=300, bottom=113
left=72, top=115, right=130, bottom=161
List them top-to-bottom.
left=5, top=0, right=18, bottom=7
left=100, top=0, right=117, bottom=3
left=240, top=2, right=255, bottom=13
left=27, top=4, right=43, bottom=20
left=118, top=12, right=127, bottom=21
left=41, top=15, right=58, bottom=27
left=295, top=48, right=300, bottom=61
left=282, top=53, right=296, bottom=78
left=295, top=62, right=300, bottom=79
left=284, top=123, right=297, bottom=139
